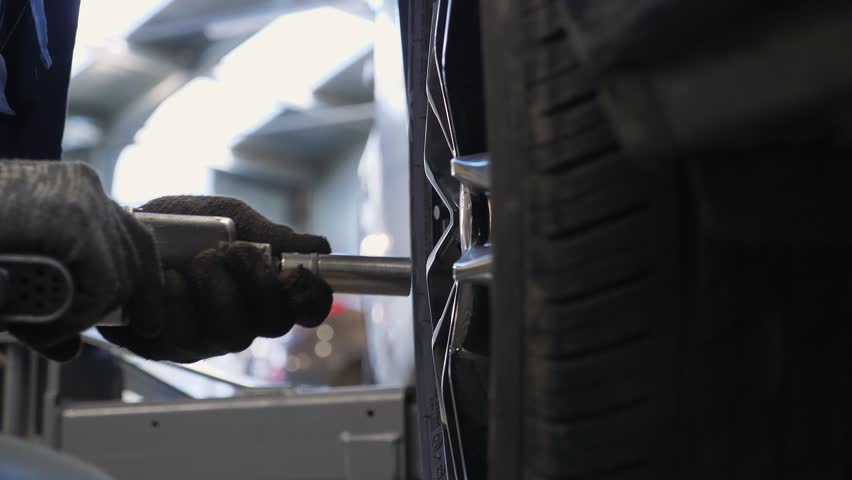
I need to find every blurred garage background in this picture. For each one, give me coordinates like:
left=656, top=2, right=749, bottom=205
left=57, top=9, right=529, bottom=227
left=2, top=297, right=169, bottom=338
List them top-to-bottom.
left=63, top=0, right=413, bottom=396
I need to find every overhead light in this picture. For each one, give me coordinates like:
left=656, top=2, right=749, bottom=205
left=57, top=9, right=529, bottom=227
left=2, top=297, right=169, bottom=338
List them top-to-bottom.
left=360, top=233, right=391, bottom=256
left=317, top=325, right=334, bottom=342
left=314, top=341, right=332, bottom=359
left=285, top=355, right=301, bottom=372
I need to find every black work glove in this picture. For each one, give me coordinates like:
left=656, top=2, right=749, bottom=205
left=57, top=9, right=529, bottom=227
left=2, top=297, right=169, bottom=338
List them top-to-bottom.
left=0, top=161, right=163, bottom=361
left=98, top=196, right=333, bottom=363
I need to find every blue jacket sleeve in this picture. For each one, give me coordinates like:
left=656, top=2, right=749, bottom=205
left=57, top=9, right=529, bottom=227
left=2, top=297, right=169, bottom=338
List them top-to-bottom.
left=0, top=0, right=80, bottom=160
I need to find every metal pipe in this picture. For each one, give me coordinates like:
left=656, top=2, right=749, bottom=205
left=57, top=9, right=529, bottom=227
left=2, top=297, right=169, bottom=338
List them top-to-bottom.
left=280, top=254, right=412, bottom=296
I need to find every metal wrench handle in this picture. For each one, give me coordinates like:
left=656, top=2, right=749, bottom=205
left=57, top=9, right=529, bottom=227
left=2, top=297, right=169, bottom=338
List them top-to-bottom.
left=137, top=214, right=412, bottom=295
left=97, top=253, right=412, bottom=327
left=280, top=253, right=412, bottom=296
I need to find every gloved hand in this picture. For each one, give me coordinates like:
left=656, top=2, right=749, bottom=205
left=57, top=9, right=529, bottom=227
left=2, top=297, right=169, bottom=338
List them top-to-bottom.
left=0, top=161, right=163, bottom=361
left=98, top=196, right=333, bottom=363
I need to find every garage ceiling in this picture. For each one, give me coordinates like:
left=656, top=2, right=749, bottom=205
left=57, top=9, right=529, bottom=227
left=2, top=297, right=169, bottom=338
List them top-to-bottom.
left=66, top=0, right=375, bottom=191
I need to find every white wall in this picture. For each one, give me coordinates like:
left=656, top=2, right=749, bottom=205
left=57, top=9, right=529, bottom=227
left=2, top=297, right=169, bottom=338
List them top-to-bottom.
left=308, top=141, right=366, bottom=254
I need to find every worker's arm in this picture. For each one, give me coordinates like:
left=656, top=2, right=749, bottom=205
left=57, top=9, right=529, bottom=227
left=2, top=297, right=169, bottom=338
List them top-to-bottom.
left=0, top=0, right=80, bottom=160
left=0, top=160, right=333, bottom=362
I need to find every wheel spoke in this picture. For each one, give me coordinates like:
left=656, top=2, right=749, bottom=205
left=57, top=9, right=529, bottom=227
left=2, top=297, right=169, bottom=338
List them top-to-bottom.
left=424, top=0, right=491, bottom=478
left=427, top=0, right=458, bottom=156
left=442, top=283, right=472, bottom=479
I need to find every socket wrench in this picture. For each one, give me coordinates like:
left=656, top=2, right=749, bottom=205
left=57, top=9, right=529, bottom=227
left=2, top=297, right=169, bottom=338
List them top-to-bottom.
left=0, top=212, right=411, bottom=327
